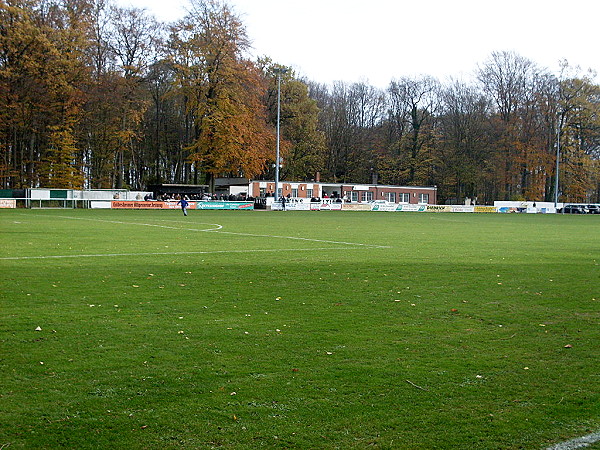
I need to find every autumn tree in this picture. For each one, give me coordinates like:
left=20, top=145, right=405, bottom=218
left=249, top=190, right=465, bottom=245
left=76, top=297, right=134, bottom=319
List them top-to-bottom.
left=0, top=0, right=92, bottom=189
left=0, top=0, right=43, bottom=187
left=37, top=0, right=94, bottom=188
left=170, top=0, right=275, bottom=191
left=106, top=4, right=161, bottom=189
left=478, top=51, right=541, bottom=200
left=142, top=59, right=184, bottom=185
left=557, top=67, right=600, bottom=201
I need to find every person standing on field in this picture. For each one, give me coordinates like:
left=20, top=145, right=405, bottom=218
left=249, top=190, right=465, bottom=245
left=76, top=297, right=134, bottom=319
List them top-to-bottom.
left=177, top=197, right=189, bottom=216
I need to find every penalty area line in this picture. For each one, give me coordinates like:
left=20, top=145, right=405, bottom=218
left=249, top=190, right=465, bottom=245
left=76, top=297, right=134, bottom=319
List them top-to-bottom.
left=51, top=215, right=390, bottom=249
left=53, top=215, right=223, bottom=232
left=209, top=230, right=391, bottom=249
left=1, top=247, right=367, bottom=261
left=546, top=431, right=600, bottom=450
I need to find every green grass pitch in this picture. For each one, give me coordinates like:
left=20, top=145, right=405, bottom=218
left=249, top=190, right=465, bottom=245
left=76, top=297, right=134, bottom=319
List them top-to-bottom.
left=1, top=209, right=599, bottom=449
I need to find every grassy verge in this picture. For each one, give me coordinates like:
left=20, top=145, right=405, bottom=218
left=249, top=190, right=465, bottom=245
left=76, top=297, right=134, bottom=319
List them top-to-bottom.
left=1, top=209, right=599, bottom=448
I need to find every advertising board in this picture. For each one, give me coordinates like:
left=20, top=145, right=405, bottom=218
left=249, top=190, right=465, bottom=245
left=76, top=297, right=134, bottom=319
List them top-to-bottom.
left=111, top=201, right=197, bottom=209
left=196, top=201, right=254, bottom=210
left=309, top=202, right=343, bottom=211
left=370, top=202, right=396, bottom=211
left=339, top=203, right=371, bottom=211
left=371, top=203, right=428, bottom=212
left=396, top=204, right=427, bottom=212
left=426, top=205, right=452, bottom=212
left=451, top=206, right=475, bottom=213
left=474, top=206, right=497, bottom=213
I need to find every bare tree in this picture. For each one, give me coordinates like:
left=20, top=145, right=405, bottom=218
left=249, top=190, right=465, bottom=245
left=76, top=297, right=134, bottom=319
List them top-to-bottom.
left=383, top=76, right=440, bottom=185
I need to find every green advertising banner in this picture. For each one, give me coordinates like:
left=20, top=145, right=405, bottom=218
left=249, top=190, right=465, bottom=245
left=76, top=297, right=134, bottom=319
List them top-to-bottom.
left=196, top=201, right=254, bottom=210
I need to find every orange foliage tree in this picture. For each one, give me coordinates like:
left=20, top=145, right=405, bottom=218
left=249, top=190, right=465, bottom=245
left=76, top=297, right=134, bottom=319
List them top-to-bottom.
left=170, top=0, right=275, bottom=191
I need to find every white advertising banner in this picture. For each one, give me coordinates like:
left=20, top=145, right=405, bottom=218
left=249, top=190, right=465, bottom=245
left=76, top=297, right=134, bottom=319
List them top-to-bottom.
left=311, top=202, right=343, bottom=211
left=371, top=203, right=428, bottom=212
left=395, top=204, right=427, bottom=212
left=451, top=206, right=475, bottom=213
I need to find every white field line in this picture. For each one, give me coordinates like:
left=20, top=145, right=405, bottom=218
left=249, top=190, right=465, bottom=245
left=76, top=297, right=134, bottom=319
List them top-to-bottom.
left=2, top=215, right=390, bottom=260
left=52, top=215, right=391, bottom=248
left=53, top=215, right=223, bottom=232
left=208, top=230, right=390, bottom=248
left=0, top=247, right=363, bottom=261
left=546, top=431, right=600, bottom=450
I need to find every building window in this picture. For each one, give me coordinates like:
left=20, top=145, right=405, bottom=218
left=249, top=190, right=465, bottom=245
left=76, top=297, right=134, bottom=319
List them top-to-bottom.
left=277, top=188, right=283, bottom=198
left=291, top=188, right=298, bottom=198
left=307, top=189, right=313, bottom=199
left=349, top=191, right=358, bottom=202
left=361, top=191, right=374, bottom=202
left=386, top=192, right=396, bottom=203
left=399, top=193, right=410, bottom=203
left=419, top=193, right=429, bottom=204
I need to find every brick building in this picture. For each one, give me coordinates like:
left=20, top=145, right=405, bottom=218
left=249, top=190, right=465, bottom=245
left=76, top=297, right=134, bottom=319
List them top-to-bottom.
left=248, top=180, right=437, bottom=205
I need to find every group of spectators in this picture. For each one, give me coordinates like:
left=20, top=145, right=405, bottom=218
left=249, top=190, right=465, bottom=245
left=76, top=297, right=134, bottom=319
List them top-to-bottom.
left=131, top=191, right=346, bottom=203
left=143, top=193, right=254, bottom=202
left=279, top=194, right=344, bottom=205
left=309, top=196, right=344, bottom=203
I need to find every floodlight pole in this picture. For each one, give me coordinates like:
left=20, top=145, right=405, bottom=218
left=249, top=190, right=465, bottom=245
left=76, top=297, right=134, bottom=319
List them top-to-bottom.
left=274, top=68, right=287, bottom=203
left=554, top=113, right=561, bottom=209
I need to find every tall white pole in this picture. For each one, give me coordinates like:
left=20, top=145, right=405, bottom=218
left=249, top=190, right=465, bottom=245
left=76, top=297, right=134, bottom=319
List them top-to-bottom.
left=274, top=70, right=282, bottom=202
left=554, top=114, right=561, bottom=209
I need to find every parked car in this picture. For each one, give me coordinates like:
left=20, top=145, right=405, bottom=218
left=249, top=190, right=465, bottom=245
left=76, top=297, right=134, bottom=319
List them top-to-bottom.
left=560, top=204, right=586, bottom=214
left=586, top=204, right=600, bottom=214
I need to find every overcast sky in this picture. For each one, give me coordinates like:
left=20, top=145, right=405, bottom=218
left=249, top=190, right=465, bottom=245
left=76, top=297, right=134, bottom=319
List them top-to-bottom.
left=118, top=0, right=599, bottom=88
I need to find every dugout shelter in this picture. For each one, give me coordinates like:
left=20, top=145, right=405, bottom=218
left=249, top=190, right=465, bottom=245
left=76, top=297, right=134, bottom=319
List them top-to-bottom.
left=148, top=184, right=208, bottom=200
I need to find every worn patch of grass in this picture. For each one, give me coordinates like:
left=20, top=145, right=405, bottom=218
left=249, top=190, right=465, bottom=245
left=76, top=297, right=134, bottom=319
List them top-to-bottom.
left=1, top=209, right=599, bottom=448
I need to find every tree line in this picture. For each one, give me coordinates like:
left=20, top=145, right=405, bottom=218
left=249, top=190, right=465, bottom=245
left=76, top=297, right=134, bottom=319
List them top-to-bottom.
left=1, top=0, right=599, bottom=204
